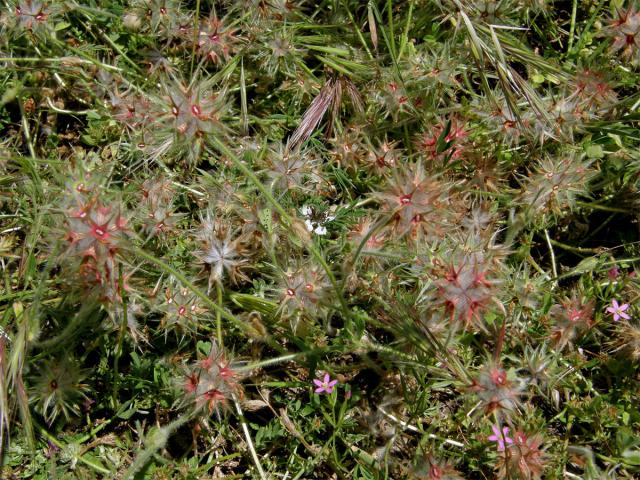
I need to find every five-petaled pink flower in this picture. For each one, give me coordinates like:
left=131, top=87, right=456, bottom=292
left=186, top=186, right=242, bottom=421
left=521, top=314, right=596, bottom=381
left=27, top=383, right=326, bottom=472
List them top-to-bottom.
left=606, top=299, right=630, bottom=322
left=313, top=373, right=338, bottom=394
left=488, top=424, right=513, bottom=451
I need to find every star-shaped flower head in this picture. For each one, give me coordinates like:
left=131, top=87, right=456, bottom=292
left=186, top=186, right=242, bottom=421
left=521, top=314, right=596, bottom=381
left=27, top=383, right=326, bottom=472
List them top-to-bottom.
left=313, top=373, right=338, bottom=394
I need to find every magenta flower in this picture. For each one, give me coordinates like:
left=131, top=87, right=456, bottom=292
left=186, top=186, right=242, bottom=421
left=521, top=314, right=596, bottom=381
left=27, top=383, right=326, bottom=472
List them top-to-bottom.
left=606, top=299, right=630, bottom=322
left=313, top=373, right=338, bottom=394
left=488, top=425, right=513, bottom=451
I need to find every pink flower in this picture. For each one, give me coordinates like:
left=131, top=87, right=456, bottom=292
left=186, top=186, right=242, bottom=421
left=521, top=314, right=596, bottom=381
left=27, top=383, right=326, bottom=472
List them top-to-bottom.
left=606, top=299, right=630, bottom=321
left=313, top=373, right=338, bottom=394
left=488, top=425, right=513, bottom=451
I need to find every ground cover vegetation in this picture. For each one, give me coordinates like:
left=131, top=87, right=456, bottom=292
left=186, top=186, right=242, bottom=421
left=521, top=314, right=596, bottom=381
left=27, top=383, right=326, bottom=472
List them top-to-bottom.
left=0, top=0, right=640, bottom=478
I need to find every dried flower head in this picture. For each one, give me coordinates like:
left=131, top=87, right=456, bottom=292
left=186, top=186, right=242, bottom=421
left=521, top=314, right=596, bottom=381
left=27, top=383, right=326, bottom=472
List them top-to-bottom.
left=12, top=0, right=60, bottom=34
left=135, top=0, right=190, bottom=40
left=604, top=5, right=640, bottom=64
left=196, top=15, right=239, bottom=64
left=254, top=29, right=305, bottom=77
left=406, top=46, right=461, bottom=88
left=568, top=70, right=617, bottom=113
left=146, top=78, right=232, bottom=165
left=376, top=81, right=412, bottom=121
left=167, top=82, right=228, bottom=139
left=110, top=91, right=152, bottom=130
left=474, top=94, right=528, bottom=146
left=415, top=118, right=469, bottom=163
left=329, top=127, right=366, bottom=169
left=364, top=139, right=400, bottom=174
left=263, top=143, right=322, bottom=192
left=519, top=153, right=595, bottom=220
left=373, top=162, right=455, bottom=240
left=138, top=177, right=184, bottom=239
left=64, top=197, right=129, bottom=262
left=195, top=215, right=251, bottom=289
left=348, top=217, right=387, bottom=255
left=434, top=251, right=498, bottom=329
left=275, top=264, right=331, bottom=320
left=157, top=279, right=208, bottom=336
left=549, top=294, right=594, bottom=350
left=183, top=342, right=242, bottom=416
left=519, top=344, right=561, bottom=397
left=29, top=357, right=89, bottom=424
left=469, top=360, right=525, bottom=417
left=496, top=430, right=547, bottom=479
left=411, top=454, right=464, bottom=480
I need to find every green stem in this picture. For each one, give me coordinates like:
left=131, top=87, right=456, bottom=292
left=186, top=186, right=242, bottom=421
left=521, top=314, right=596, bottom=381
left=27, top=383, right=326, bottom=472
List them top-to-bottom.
left=191, top=0, right=202, bottom=76
left=341, top=0, right=374, bottom=60
left=386, top=0, right=396, bottom=58
left=398, top=0, right=415, bottom=60
left=567, top=0, right=578, bottom=55
left=570, top=0, right=606, bottom=56
left=0, top=57, right=120, bottom=71
left=18, top=97, right=37, bottom=161
left=576, top=200, right=629, bottom=213
left=339, top=214, right=390, bottom=295
left=544, top=229, right=558, bottom=289
left=549, top=239, right=602, bottom=255
left=527, top=254, right=549, bottom=278
left=548, top=256, right=640, bottom=283
left=112, top=263, right=129, bottom=406
left=216, top=282, right=223, bottom=347
left=0, top=290, right=37, bottom=304
left=238, top=352, right=302, bottom=372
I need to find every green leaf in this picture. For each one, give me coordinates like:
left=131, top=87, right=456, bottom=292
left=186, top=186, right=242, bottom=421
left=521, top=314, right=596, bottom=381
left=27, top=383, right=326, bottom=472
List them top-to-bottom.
left=532, top=73, right=545, bottom=84
left=1, top=83, right=21, bottom=106
left=81, top=134, right=97, bottom=146
left=585, top=144, right=604, bottom=159
left=258, top=208, right=273, bottom=234
left=571, top=256, right=600, bottom=276
left=197, top=340, right=212, bottom=355
left=117, top=406, right=137, bottom=420
left=623, top=449, right=640, bottom=466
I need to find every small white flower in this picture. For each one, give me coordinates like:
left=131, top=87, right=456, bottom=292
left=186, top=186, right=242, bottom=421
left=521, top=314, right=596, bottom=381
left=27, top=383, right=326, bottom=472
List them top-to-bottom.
left=300, top=204, right=333, bottom=236
left=304, top=219, right=314, bottom=232
left=0, top=326, right=10, bottom=342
